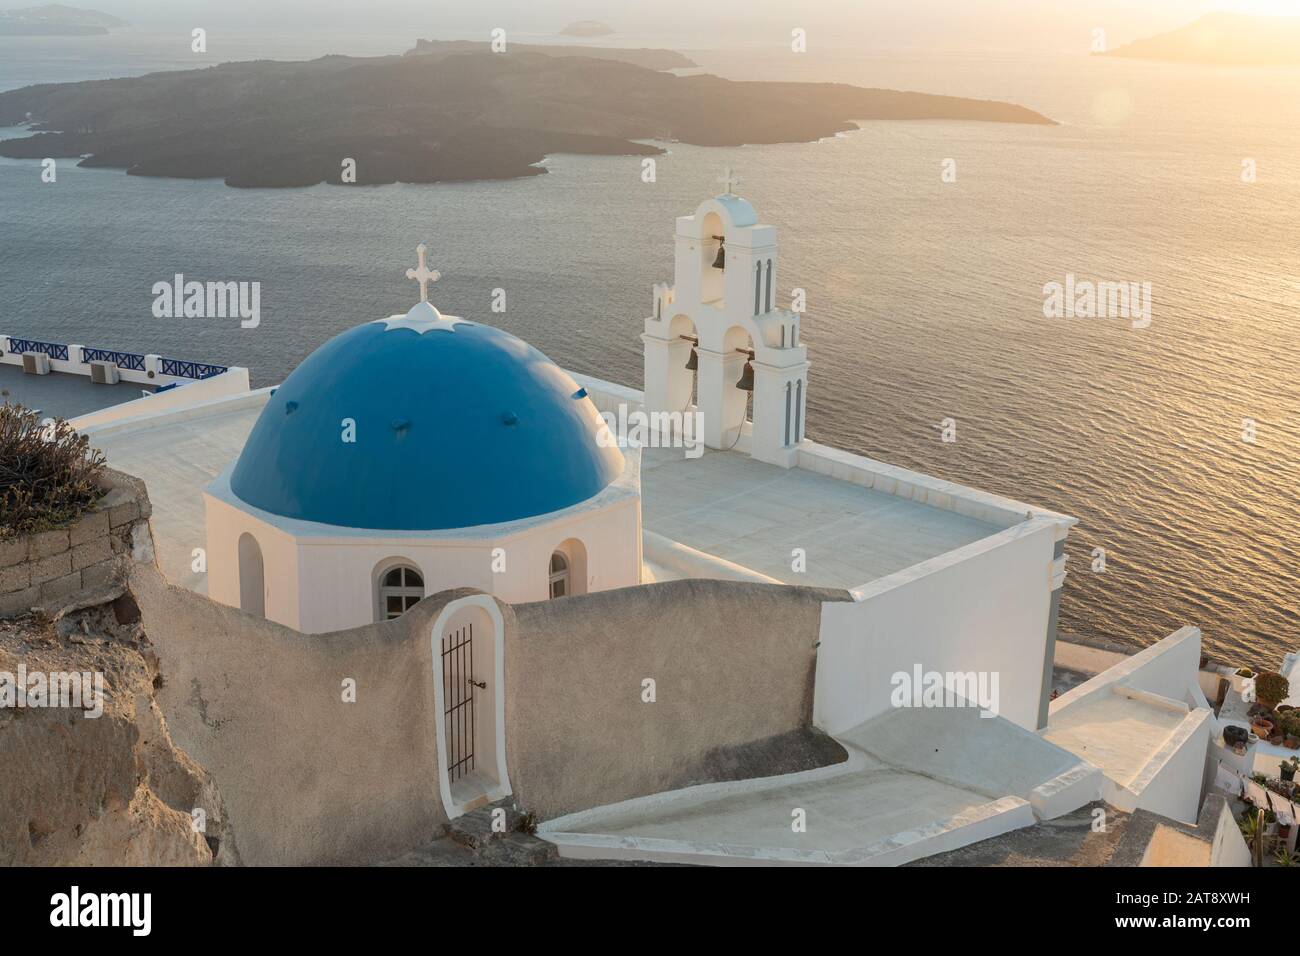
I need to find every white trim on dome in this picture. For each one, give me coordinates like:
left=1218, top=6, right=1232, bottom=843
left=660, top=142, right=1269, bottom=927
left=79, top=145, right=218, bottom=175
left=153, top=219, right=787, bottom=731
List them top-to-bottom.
left=371, top=301, right=471, bottom=335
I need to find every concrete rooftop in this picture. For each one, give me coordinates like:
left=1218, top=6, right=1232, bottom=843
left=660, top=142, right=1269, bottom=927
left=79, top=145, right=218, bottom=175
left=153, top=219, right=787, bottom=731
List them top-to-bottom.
left=0, top=364, right=152, bottom=419
left=87, top=395, right=1001, bottom=595
left=88, top=401, right=261, bottom=594
left=640, top=445, right=999, bottom=589
left=1043, top=692, right=1187, bottom=788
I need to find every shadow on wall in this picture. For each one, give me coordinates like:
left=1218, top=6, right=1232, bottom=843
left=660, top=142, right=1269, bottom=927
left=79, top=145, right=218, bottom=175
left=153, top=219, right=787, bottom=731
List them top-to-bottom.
left=130, top=559, right=852, bottom=865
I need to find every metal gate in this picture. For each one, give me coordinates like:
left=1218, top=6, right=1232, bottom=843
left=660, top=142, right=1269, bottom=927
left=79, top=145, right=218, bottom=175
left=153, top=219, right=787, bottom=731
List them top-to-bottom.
left=442, top=623, right=476, bottom=782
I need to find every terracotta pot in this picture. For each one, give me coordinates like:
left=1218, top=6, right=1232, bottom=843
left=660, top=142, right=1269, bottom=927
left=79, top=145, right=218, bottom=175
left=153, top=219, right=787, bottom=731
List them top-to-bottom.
left=1252, top=720, right=1274, bottom=738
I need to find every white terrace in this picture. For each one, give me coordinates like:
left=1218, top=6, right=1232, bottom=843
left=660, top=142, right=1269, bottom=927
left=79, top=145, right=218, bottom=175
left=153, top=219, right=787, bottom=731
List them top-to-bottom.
left=74, top=372, right=1058, bottom=599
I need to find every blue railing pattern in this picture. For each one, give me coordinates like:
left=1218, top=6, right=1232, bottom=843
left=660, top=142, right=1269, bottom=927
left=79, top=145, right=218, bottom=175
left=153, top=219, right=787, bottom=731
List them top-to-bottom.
left=3, top=337, right=228, bottom=380
left=6, top=338, right=70, bottom=361
left=81, top=347, right=147, bottom=371
left=159, top=357, right=228, bottom=380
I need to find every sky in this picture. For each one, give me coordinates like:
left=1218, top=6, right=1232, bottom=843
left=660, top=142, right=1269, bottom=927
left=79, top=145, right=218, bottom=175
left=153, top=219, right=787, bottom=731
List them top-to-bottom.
left=41, top=0, right=1300, bottom=51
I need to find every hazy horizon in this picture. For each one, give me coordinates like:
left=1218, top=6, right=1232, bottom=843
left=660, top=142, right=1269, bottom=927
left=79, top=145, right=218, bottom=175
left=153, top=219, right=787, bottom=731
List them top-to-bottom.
left=16, top=0, right=1299, bottom=53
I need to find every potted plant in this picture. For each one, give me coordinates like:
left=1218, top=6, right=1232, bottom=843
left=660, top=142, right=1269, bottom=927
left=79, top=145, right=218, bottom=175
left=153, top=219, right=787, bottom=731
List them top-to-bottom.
left=1233, top=668, right=1256, bottom=695
left=1256, top=671, right=1290, bottom=712
left=1252, top=717, right=1275, bottom=739
left=1282, top=757, right=1299, bottom=783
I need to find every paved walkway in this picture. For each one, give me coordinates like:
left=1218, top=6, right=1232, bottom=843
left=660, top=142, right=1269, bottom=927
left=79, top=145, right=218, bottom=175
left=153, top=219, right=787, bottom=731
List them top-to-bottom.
left=90, top=403, right=261, bottom=593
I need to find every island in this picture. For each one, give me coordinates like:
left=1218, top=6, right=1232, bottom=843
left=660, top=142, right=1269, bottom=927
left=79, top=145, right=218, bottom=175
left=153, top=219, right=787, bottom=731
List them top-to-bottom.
left=0, top=3, right=127, bottom=36
left=1104, top=12, right=1300, bottom=66
left=560, top=20, right=616, bottom=38
left=405, top=37, right=696, bottom=71
left=0, top=47, right=1056, bottom=189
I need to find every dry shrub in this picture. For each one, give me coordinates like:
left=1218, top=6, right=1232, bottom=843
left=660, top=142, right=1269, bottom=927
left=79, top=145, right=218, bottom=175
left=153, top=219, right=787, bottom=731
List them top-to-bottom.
left=0, top=402, right=106, bottom=538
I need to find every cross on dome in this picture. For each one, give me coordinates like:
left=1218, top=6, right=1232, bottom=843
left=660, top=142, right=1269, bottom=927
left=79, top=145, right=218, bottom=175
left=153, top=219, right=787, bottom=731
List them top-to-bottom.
left=717, top=167, right=741, bottom=197
left=405, top=243, right=441, bottom=303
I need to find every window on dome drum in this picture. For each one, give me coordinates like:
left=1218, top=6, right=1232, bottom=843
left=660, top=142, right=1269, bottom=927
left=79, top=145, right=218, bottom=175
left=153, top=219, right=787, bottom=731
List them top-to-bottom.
left=549, top=552, right=570, bottom=600
left=379, top=565, right=424, bottom=620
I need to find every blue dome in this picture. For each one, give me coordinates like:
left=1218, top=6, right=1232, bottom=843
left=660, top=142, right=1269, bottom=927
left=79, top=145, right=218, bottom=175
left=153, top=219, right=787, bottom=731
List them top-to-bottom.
left=229, top=304, right=624, bottom=531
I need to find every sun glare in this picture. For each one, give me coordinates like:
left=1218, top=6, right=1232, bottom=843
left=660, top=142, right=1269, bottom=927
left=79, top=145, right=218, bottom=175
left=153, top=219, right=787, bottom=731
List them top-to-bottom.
left=1230, top=0, right=1300, bottom=16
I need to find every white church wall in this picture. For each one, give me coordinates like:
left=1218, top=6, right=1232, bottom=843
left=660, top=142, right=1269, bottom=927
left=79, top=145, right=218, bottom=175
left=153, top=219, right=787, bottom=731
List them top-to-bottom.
left=204, top=492, right=303, bottom=629
left=285, top=495, right=641, bottom=634
left=814, top=518, right=1058, bottom=734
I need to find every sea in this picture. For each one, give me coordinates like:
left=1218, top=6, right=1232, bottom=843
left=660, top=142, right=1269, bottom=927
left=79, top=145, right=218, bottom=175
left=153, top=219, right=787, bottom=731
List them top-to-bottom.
left=1, top=29, right=1297, bottom=664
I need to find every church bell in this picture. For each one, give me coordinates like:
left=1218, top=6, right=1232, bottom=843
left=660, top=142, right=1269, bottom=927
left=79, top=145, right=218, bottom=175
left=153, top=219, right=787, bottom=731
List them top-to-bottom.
left=711, top=236, right=726, bottom=270
left=685, top=347, right=699, bottom=371
left=735, top=360, right=755, bottom=391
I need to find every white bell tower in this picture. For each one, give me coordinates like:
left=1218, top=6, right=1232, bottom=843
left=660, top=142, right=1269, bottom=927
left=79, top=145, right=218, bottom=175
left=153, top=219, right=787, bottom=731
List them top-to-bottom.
left=642, top=172, right=809, bottom=468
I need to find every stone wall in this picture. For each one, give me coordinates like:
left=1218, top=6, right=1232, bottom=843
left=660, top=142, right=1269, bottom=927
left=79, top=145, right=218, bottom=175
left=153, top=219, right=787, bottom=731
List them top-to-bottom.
left=0, top=468, right=151, bottom=618
left=126, top=562, right=456, bottom=866
left=506, top=578, right=853, bottom=821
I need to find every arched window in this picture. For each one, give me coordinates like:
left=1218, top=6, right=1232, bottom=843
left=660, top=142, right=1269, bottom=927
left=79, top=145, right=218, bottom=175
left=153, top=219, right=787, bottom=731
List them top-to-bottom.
left=764, top=259, right=774, bottom=313
left=754, top=262, right=763, bottom=315
left=795, top=379, right=804, bottom=442
left=784, top=381, right=793, bottom=446
left=238, top=532, right=264, bottom=618
left=549, top=551, right=570, bottom=599
left=379, top=564, right=424, bottom=620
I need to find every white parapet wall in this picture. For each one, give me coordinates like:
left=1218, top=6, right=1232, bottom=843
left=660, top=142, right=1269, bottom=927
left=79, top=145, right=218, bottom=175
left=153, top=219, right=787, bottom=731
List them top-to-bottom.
left=71, top=368, right=252, bottom=432
left=813, top=518, right=1060, bottom=734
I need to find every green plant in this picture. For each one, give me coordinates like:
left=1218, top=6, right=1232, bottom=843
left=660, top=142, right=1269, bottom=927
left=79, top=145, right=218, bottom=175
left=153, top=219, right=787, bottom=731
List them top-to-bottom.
left=0, top=403, right=106, bottom=538
left=1256, top=671, right=1291, bottom=710
left=1278, top=713, right=1300, bottom=738
left=1285, top=757, right=1300, bottom=772
left=1275, top=847, right=1300, bottom=867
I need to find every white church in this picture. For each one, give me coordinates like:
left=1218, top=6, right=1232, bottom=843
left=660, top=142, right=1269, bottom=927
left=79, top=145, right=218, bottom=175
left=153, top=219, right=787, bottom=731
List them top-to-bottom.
left=202, top=172, right=811, bottom=633
left=32, top=174, right=1253, bottom=867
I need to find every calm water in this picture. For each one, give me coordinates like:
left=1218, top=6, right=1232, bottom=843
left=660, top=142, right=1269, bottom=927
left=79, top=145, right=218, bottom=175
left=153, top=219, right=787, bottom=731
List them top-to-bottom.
left=1, top=33, right=1297, bottom=663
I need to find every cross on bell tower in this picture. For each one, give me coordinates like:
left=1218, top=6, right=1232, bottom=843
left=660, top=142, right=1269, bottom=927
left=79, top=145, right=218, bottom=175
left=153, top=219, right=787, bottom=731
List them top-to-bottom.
left=717, top=167, right=741, bottom=197
left=405, top=243, right=441, bottom=303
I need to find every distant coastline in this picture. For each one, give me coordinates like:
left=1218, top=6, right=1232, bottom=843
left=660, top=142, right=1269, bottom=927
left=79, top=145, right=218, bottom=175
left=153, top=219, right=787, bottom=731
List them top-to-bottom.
left=0, top=3, right=127, bottom=37
left=1104, top=12, right=1300, bottom=66
left=405, top=37, right=696, bottom=71
left=0, top=42, right=1054, bottom=189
